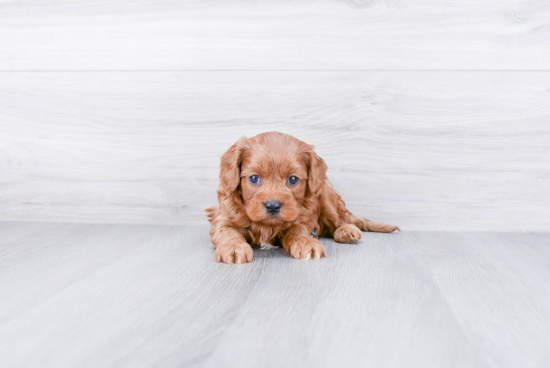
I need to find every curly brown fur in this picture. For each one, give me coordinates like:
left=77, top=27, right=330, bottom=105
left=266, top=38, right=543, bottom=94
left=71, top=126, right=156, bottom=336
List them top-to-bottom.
left=206, top=132, right=399, bottom=264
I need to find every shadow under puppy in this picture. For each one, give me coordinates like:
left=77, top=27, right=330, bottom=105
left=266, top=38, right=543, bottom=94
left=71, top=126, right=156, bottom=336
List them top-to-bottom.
left=206, top=132, right=399, bottom=264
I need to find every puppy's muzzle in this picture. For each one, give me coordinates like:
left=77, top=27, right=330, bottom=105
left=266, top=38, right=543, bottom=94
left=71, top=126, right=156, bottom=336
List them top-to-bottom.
left=264, top=200, right=282, bottom=215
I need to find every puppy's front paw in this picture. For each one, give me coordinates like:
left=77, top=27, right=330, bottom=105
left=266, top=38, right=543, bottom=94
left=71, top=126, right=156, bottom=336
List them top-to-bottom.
left=334, top=224, right=362, bottom=243
left=288, top=237, right=326, bottom=260
left=215, top=242, right=254, bottom=264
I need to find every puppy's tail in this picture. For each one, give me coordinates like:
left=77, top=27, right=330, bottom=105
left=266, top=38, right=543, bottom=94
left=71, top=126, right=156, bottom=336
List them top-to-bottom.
left=350, top=215, right=400, bottom=233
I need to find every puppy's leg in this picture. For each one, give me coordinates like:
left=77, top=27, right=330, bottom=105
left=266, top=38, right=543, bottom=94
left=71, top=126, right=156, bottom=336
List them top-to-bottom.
left=320, top=179, right=400, bottom=242
left=332, top=217, right=399, bottom=243
left=283, top=224, right=326, bottom=260
left=211, top=226, right=254, bottom=264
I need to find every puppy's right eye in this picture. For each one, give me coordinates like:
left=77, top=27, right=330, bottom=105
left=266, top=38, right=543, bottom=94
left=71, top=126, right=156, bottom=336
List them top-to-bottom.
left=249, top=175, right=260, bottom=184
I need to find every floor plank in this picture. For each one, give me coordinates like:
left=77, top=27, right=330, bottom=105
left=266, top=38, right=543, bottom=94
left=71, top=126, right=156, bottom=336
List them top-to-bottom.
left=0, top=222, right=549, bottom=367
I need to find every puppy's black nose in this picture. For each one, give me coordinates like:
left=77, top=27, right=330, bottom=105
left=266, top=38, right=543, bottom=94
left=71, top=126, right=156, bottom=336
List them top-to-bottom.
left=264, top=200, right=282, bottom=214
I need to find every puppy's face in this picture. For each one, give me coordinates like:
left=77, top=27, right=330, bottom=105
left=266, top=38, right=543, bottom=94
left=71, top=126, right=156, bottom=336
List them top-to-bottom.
left=218, top=132, right=327, bottom=227
left=240, top=149, right=307, bottom=225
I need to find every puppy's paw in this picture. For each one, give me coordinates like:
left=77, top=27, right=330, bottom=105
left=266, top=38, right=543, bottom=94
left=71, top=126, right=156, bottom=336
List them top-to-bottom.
left=333, top=224, right=362, bottom=243
left=288, top=237, right=326, bottom=260
left=215, top=242, right=254, bottom=264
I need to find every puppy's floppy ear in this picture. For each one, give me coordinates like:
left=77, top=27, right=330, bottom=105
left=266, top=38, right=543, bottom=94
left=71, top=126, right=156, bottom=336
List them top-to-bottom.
left=219, top=137, right=247, bottom=197
left=305, top=145, right=327, bottom=197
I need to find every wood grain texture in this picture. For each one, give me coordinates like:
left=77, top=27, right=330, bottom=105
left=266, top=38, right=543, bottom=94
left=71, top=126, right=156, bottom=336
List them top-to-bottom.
left=1, top=0, right=550, bottom=70
left=1, top=71, right=549, bottom=231
left=1, top=222, right=549, bottom=367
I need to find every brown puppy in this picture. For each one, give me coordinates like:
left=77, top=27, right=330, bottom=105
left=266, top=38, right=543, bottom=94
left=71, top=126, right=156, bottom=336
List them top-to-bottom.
left=206, top=132, right=399, bottom=264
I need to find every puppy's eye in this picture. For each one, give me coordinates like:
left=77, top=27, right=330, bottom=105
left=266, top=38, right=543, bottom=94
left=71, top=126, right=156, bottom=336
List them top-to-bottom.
left=249, top=175, right=260, bottom=184
left=287, top=176, right=299, bottom=185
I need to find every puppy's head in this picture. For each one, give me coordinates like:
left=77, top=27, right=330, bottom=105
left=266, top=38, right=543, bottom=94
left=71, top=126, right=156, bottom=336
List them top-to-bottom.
left=219, top=132, right=327, bottom=226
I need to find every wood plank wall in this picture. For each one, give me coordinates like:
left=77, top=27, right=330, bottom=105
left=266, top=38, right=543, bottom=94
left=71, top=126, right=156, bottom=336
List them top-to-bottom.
left=1, top=0, right=549, bottom=231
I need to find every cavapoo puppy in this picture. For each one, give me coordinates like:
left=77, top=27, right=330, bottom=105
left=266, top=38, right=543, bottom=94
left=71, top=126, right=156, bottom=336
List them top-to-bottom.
left=206, top=132, right=399, bottom=264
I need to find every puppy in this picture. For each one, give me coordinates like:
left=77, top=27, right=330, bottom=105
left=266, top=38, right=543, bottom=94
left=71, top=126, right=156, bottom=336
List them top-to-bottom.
left=206, top=132, right=399, bottom=264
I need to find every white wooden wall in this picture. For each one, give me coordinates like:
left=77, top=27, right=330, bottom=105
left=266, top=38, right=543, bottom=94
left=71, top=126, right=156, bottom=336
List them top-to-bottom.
left=1, top=0, right=549, bottom=231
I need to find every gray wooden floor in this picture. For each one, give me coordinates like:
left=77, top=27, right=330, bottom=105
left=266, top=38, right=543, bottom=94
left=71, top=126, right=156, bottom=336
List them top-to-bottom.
left=1, top=222, right=549, bottom=368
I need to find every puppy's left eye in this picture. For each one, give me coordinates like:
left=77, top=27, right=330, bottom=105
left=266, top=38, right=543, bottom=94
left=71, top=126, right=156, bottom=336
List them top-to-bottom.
left=287, top=176, right=299, bottom=185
